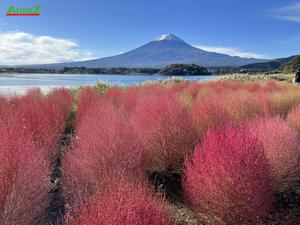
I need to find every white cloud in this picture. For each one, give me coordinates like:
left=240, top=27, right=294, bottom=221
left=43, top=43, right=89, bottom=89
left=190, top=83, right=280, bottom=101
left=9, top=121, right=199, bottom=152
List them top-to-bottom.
left=272, top=2, right=300, bottom=22
left=0, top=31, right=95, bottom=65
left=194, top=45, right=265, bottom=58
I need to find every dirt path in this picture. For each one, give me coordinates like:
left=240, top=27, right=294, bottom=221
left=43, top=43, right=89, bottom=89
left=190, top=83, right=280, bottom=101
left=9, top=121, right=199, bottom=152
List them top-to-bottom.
left=47, top=110, right=75, bottom=225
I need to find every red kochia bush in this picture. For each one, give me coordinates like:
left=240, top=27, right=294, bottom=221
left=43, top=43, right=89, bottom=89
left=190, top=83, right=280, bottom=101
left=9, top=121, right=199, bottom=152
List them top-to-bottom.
left=104, top=86, right=122, bottom=107
left=118, top=86, right=140, bottom=116
left=75, top=87, right=100, bottom=128
left=48, top=88, right=73, bottom=120
left=9, top=89, right=72, bottom=162
left=45, top=89, right=73, bottom=138
left=222, top=91, right=272, bottom=124
left=10, top=93, right=58, bottom=161
left=133, top=95, right=198, bottom=172
left=0, top=96, right=8, bottom=113
left=192, top=96, right=230, bottom=140
left=63, top=101, right=146, bottom=204
left=287, top=104, right=300, bottom=137
left=0, top=113, right=49, bottom=225
left=248, top=117, right=300, bottom=191
left=183, top=125, right=275, bottom=225
left=66, top=174, right=174, bottom=225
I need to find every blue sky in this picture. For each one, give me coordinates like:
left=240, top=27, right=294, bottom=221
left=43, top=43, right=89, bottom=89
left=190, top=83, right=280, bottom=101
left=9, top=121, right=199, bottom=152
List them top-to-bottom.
left=0, top=0, right=300, bottom=64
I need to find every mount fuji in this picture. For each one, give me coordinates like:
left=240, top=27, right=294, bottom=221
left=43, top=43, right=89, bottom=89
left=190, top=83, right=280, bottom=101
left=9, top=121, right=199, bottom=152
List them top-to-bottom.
left=45, top=34, right=266, bottom=68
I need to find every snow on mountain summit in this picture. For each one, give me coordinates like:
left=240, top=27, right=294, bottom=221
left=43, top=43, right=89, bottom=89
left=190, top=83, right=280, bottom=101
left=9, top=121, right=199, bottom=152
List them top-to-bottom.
left=156, top=34, right=183, bottom=42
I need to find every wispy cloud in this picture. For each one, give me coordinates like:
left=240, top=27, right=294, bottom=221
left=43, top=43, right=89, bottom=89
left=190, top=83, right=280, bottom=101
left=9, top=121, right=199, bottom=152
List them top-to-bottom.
left=272, top=2, right=300, bottom=22
left=0, top=31, right=95, bottom=65
left=194, top=45, right=265, bottom=59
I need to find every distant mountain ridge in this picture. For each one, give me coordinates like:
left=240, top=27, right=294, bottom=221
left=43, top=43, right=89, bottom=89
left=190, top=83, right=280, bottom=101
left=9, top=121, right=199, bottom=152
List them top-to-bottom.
left=35, top=34, right=267, bottom=68
left=240, top=55, right=300, bottom=72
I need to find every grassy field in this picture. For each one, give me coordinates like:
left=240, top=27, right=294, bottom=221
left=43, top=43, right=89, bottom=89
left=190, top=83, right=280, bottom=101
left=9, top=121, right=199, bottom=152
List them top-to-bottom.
left=218, top=73, right=294, bottom=82
left=1, top=80, right=300, bottom=225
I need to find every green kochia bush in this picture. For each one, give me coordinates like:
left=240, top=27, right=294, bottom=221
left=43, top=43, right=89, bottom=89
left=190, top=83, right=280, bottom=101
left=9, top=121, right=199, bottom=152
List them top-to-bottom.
left=183, top=125, right=275, bottom=225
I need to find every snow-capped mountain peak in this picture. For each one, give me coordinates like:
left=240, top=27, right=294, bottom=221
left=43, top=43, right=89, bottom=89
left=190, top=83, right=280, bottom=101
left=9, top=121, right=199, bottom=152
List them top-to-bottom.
left=155, top=34, right=182, bottom=42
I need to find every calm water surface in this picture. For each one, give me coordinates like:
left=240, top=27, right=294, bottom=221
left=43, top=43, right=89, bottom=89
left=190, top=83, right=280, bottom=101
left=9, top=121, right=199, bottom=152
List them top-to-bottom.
left=0, top=73, right=217, bottom=95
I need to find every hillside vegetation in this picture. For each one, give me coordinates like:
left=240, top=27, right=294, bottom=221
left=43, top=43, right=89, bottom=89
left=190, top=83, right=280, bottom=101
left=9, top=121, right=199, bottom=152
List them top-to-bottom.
left=240, top=55, right=300, bottom=73
left=281, top=55, right=300, bottom=73
left=158, top=64, right=211, bottom=76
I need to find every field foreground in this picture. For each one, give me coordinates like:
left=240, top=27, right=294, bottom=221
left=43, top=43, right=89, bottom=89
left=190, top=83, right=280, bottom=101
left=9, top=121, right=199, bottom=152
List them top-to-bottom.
left=0, top=80, right=300, bottom=225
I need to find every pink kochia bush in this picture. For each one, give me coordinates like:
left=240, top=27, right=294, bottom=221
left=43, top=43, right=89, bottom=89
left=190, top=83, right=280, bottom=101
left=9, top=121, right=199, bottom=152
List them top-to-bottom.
left=118, top=86, right=141, bottom=116
left=75, top=87, right=100, bottom=128
left=0, top=88, right=72, bottom=224
left=8, top=88, right=73, bottom=162
left=48, top=88, right=73, bottom=122
left=222, top=91, right=272, bottom=124
left=133, top=95, right=198, bottom=172
left=0, top=96, right=8, bottom=114
left=192, top=96, right=230, bottom=140
left=63, top=101, right=146, bottom=204
left=287, top=104, right=300, bottom=137
left=0, top=113, right=50, bottom=225
left=248, top=117, right=300, bottom=191
left=183, top=125, right=275, bottom=225
left=66, top=174, right=174, bottom=225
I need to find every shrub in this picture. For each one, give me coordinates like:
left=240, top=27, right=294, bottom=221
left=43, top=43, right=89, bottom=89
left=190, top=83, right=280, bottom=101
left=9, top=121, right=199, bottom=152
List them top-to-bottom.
left=168, top=81, right=191, bottom=96
left=262, top=81, right=282, bottom=93
left=93, top=82, right=111, bottom=96
left=185, top=82, right=203, bottom=100
left=244, top=82, right=262, bottom=93
left=139, top=83, right=168, bottom=98
left=104, top=86, right=122, bottom=108
left=119, top=86, right=140, bottom=116
left=75, top=87, right=100, bottom=128
left=48, top=88, right=73, bottom=120
left=10, top=89, right=72, bottom=162
left=269, top=90, right=300, bottom=117
left=177, top=91, right=194, bottom=108
left=223, top=91, right=271, bottom=124
left=45, top=92, right=73, bottom=140
left=9, top=94, right=58, bottom=161
left=133, top=95, right=198, bottom=172
left=192, top=96, right=230, bottom=140
left=0, top=97, right=8, bottom=113
left=63, top=101, right=146, bottom=204
left=287, top=104, right=300, bottom=137
left=0, top=113, right=49, bottom=225
left=248, top=117, right=300, bottom=191
left=183, top=125, right=275, bottom=225
left=66, top=174, right=174, bottom=225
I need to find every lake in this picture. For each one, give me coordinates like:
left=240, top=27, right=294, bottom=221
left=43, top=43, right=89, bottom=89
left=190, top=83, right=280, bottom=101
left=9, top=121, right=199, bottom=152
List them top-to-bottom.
left=0, top=73, right=217, bottom=95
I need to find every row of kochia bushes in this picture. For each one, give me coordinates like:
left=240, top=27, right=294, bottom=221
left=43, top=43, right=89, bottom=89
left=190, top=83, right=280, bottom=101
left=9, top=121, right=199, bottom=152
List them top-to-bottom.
left=64, top=81, right=300, bottom=225
left=0, top=89, right=73, bottom=225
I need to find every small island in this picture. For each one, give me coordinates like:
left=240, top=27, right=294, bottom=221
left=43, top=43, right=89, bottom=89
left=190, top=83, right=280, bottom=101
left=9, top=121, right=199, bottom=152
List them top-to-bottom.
left=158, top=64, right=211, bottom=76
